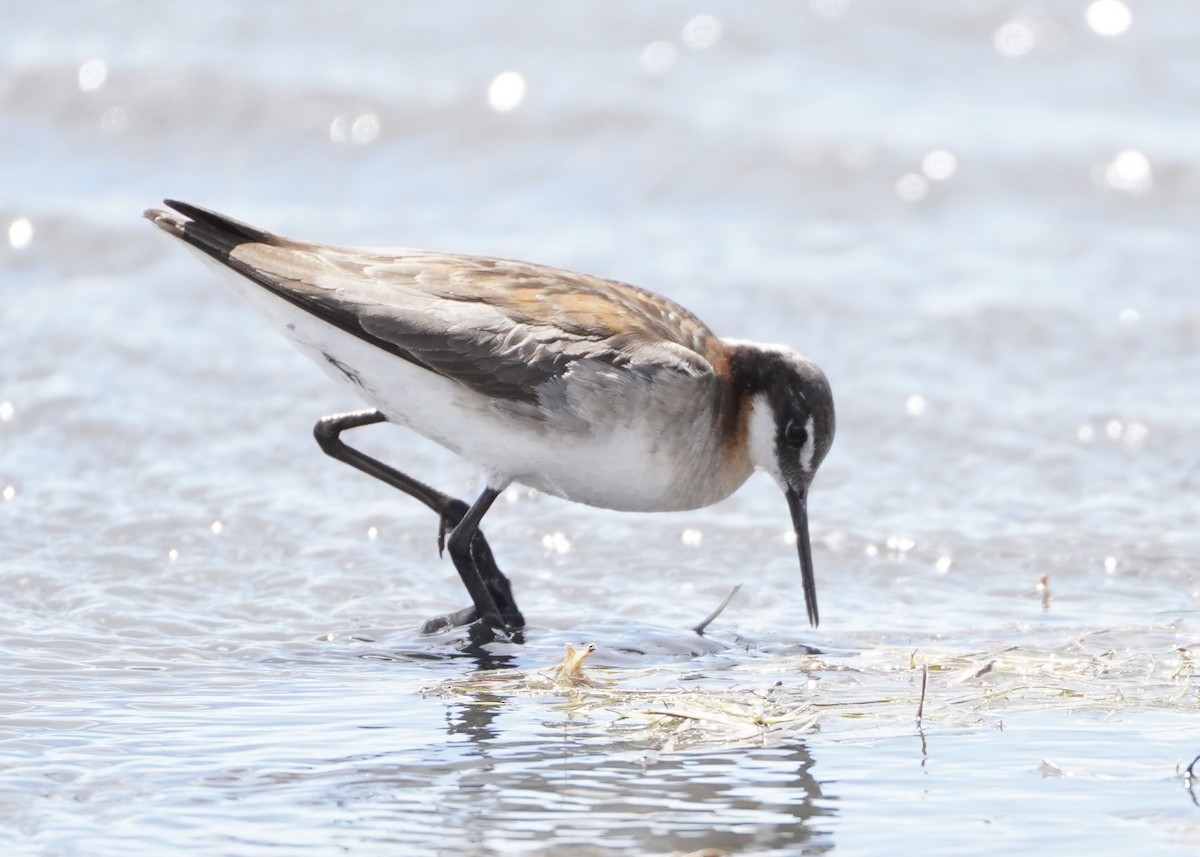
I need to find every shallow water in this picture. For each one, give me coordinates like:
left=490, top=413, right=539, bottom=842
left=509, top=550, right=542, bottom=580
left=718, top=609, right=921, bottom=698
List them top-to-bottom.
left=3, top=2, right=1200, bottom=854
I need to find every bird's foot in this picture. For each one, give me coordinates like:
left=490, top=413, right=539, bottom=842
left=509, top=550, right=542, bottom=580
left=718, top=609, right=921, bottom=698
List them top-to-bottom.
left=418, top=605, right=524, bottom=637
left=419, top=605, right=479, bottom=635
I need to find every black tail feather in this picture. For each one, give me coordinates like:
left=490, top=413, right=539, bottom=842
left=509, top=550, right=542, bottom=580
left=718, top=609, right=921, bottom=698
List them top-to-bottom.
left=160, top=199, right=283, bottom=246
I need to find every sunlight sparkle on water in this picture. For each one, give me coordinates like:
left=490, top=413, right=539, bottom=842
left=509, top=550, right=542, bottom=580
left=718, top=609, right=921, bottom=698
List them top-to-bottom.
left=1086, top=0, right=1132, bottom=37
left=681, top=15, right=722, bottom=51
left=993, top=18, right=1038, bottom=58
left=640, top=41, right=679, bottom=74
left=78, top=58, right=107, bottom=92
left=488, top=71, right=526, bottom=112
left=329, top=114, right=380, bottom=145
left=351, top=114, right=380, bottom=144
left=922, top=149, right=957, bottom=181
left=1104, top=149, right=1152, bottom=194
left=895, top=173, right=929, bottom=203
left=8, top=217, right=33, bottom=249
left=905, top=394, right=927, bottom=416
left=0, top=401, right=13, bottom=422
left=1082, top=418, right=1147, bottom=449
left=1124, top=422, right=1149, bottom=449
left=2, top=486, right=14, bottom=503
left=681, top=528, right=703, bottom=547
left=541, top=532, right=571, bottom=555
left=886, top=536, right=915, bottom=554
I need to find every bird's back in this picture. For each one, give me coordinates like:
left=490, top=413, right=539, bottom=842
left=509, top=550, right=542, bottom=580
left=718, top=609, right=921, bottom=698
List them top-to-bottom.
left=146, top=201, right=752, bottom=510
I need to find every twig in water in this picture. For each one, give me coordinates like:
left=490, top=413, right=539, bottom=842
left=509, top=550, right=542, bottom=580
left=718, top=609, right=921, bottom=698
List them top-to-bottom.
left=1182, top=459, right=1200, bottom=489
left=692, top=584, right=743, bottom=635
left=971, top=661, right=995, bottom=679
left=916, top=664, right=929, bottom=725
left=1185, top=753, right=1200, bottom=807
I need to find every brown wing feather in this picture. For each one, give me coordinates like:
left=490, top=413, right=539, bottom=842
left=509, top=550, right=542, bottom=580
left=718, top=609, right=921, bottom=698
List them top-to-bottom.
left=147, top=201, right=726, bottom=405
left=234, top=241, right=725, bottom=403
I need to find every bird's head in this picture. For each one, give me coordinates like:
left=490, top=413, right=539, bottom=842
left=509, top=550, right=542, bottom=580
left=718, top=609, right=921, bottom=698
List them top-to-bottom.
left=731, top=344, right=835, bottom=627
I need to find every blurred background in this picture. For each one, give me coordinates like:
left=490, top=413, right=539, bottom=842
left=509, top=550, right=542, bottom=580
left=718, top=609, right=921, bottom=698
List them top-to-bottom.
left=3, top=0, right=1196, bottom=631
left=2, top=3, right=1200, bottom=853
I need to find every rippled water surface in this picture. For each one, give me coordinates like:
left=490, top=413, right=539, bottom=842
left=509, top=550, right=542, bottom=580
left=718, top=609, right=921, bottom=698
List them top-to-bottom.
left=4, top=2, right=1200, bottom=854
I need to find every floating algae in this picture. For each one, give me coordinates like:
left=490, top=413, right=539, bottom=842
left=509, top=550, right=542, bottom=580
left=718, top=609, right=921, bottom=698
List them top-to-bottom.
left=422, top=627, right=1200, bottom=752
left=424, top=642, right=820, bottom=750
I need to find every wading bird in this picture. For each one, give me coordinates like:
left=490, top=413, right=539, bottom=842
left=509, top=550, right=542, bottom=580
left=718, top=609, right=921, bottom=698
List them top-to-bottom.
left=146, top=201, right=835, bottom=635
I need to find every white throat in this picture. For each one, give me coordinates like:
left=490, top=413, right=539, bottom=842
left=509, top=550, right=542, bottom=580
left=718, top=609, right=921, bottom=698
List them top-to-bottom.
left=747, top=394, right=782, bottom=483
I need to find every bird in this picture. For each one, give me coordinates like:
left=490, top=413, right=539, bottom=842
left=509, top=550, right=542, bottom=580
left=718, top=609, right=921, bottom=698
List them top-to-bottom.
left=144, top=200, right=835, bottom=636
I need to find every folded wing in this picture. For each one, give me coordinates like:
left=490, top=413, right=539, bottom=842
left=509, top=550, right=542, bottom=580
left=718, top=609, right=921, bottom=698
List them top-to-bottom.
left=145, top=200, right=725, bottom=407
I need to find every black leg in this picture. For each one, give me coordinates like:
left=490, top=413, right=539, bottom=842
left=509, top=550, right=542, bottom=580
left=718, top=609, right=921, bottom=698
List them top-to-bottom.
left=313, top=409, right=524, bottom=632
left=314, top=410, right=450, bottom=514
left=443, top=486, right=505, bottom=630
left=435, top=497, right=524, bottom=629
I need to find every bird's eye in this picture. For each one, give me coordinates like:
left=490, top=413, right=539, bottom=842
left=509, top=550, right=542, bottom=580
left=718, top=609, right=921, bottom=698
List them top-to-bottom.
left=783, top=419, right=808, bottom=448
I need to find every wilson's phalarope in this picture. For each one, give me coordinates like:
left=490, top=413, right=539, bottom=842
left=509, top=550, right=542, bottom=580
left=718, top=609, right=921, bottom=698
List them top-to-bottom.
left=145, top=200, right=835, bottom=635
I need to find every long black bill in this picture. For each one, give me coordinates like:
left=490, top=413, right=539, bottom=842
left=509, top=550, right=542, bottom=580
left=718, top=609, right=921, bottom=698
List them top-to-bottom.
left=786, top=486, right=819, bottom=627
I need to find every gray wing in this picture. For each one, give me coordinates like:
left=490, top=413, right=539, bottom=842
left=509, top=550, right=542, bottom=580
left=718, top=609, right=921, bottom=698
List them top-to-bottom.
left=146, top=201, right=725, bottom=405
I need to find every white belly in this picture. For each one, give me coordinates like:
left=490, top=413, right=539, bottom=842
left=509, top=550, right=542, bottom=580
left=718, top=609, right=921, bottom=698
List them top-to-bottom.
left=198, top=255, right=749, bottom=512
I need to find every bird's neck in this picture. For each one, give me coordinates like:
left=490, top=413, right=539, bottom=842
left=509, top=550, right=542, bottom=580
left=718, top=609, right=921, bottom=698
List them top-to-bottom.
left=723, top=339, right=789, bottom=396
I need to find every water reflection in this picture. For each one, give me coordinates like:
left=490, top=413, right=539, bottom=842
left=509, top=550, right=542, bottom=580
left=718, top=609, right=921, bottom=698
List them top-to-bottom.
left=349, top=616, right=533, bottom=671
left=342, top=626, right=834, bottom=850
left=435, top=694, right=833, bottom=854
left=1185, top=754, right=1200, bottom=806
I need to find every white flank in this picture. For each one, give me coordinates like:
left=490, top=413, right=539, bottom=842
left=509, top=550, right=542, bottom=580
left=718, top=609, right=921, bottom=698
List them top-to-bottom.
left=191, top=248, right=752, bottom=512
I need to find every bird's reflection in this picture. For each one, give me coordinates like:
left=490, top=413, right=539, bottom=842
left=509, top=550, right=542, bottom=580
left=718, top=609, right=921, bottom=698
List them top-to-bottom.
left=354, top=622, right=837, bottom=850
left=437, top=692, right=835, bottom=854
